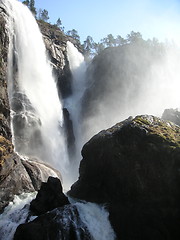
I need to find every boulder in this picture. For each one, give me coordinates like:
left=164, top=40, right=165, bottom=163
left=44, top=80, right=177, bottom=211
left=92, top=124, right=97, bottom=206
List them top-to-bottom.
left=69, top=115, right=180, bottom=240
left=21, top=159, right=62, bottom=190
left=30, top=176, right=69, bottom=215
left=14, top=205, right=91, bottom=240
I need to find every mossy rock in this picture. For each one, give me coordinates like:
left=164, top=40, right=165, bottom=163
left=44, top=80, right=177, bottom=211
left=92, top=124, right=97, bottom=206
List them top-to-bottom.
left=134, top=115, right=180, bottom=147
left=0, top=136, right=13, bottom=168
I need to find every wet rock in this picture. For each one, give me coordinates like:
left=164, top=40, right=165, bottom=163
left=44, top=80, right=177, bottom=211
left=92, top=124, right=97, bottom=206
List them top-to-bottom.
left=63, top=108, right=75, bottom=159
left=69, top=115, right=180, bottom=240
left=0, top=148, right=61, bottom=212
left=0, top=153, right=34, bottom=212
left=21, top=159, right=61, bottom=191
left=30, top=176, right=69, bottom=216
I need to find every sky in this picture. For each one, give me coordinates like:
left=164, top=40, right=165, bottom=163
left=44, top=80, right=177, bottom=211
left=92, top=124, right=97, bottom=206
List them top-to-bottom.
left=19, top=0, right=180, bottom=44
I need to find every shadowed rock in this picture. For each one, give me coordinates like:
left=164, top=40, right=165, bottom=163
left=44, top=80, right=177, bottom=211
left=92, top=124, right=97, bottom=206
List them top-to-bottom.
left=69, top=115, right=180, bottom=240
left=30, top=176, right=69, bottom=215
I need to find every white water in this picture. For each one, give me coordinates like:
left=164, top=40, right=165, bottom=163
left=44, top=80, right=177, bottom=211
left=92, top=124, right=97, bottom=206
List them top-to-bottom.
left=2, top=0, right=68, bottom=177
left=65, top=41, right=87, bottom=180
left=0, top=193, right=37, bottom=240
left=0, top=195, right=116, bottom=240
left=76, top=202, right=116, bottom=240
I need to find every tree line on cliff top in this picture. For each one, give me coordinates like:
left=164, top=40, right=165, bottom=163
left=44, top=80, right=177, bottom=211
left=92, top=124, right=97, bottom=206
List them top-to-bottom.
left=22, top=0, right=172, bottom=60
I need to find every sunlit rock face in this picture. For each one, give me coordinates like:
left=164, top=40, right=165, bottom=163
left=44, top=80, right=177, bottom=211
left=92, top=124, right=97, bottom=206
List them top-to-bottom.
left=38, top=21, right=73, bottom=99
left=69, top=115, right=180, bottom=240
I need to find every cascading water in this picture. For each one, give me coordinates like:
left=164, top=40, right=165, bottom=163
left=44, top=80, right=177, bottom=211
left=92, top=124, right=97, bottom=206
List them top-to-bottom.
left=2, top=0, right=68, bottom=178
left=0, top=2, right=116, bottom=239
left=65, top=41, right=87, bottom=180
left=0, top=192, right=37, bottom=240
left=76, top=202, right=116, bottom=240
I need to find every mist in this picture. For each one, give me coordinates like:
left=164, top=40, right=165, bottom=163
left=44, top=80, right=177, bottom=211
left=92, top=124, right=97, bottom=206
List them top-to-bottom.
left=81, top=40, right=180, bottom=143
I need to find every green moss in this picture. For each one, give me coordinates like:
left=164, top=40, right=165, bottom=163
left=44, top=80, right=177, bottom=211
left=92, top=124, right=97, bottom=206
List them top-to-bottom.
left=134, top=116, right=180, bottom=147
left=134, top=116, right=151, bottom=126
left=0, top=136, right=13, bottom=166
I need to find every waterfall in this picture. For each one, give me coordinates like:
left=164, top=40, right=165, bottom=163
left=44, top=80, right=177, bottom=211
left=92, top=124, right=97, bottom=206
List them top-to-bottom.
left=2, top=0, right=68, bottom=178
left=0, top=2, right=116, bottom=239
left=65, top=41, right=87, bottom=181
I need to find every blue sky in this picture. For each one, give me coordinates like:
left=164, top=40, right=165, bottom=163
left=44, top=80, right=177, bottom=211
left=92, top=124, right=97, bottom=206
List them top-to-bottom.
left=20, top=0, right=180, bottom=44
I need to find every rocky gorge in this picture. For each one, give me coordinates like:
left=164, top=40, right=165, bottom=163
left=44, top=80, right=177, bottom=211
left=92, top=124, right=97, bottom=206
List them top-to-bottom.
left=0, top=1, right=180, bottom=240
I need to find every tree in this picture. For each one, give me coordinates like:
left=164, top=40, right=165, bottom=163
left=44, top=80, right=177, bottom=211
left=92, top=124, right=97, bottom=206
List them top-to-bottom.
left=22, top=0, right=29, bottom=7
left=23, top=0, right=36, bottom=16
left=29, top=0, right=36, bottom=16
left=39, top=9, right=49, bottom=22
left=56, top=18, right=62, bottom=28
left=56, top=18, right=64, bottom=31
left=67, top=29, right=80, bottom=43
left=126, top=31, right=143, bottom=44
left=101, top=34, right=116, bottom=48
left=116, top=35, right=127, bottom=46
left=83, top=36, right=95, bottom=57
left=94, top=42, right=105, bottom=54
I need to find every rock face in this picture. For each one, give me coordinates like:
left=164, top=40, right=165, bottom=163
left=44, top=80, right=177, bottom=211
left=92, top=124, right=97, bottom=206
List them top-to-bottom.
left=0, top=9, right=11, bottom=141
left=38, top=21, right=73, bottom=99
left=80, top=42, right=178, bottom=143
left=81, top=44, right=163, bottom=121
left=63, top=108, right=75, bottom=158
left=162, top=108, right=180, bottom=126
left=69, top=115, right=180, bottom=240
left=0, top=150, right=61, bottom=212
left=30, top=176, right=69, bottom=215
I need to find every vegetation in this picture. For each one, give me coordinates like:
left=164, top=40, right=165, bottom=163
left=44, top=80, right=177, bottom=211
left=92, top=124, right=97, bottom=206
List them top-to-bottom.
left=21, top=0, right=170, bottom=61
left=22, top=0, right=36, bottom=16
left=38, top=9, right=49, bottom=22
left=66, top=29, right=81, bottom=44
left=82, top=31, right=166, bottom=59
left=134, top=116, right=180, bottom=147
left=0, top=136, right=13, bottom=167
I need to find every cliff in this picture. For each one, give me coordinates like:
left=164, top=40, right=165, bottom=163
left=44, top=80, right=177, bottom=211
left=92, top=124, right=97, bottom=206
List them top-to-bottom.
left=0, top=9, right=11, bottom=141
left=38, top=20, right=73, bottom=98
